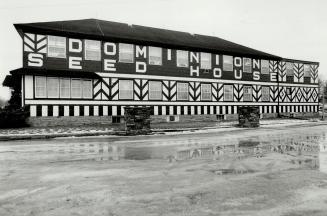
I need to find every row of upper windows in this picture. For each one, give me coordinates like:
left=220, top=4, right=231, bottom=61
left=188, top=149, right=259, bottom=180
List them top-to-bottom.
left=46, top=36, right=271, bottom=72
left=46, top=36, right=313, bottom=77
left=119, top=80, right=271, bottom=102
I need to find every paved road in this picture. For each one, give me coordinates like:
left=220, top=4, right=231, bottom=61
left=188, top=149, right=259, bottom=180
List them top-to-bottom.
left=1, top=124, right=327, bottom=216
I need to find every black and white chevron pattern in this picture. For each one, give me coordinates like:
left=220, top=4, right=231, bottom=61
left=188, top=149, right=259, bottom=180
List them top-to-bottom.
left=23, top=33, right=47, bottom=53
left=278, top=61, right=286, bottom=82
left=294, top=63, right=304, bottom=83
left=310, top=65, right=318, bottom=84
left=93, top=78, right=119, bottom=100
left=134, top=79, right=149, bottom=101
left=162, top=81, right=177, bottom=101
left=189, top=82, right=201, bottom=101
left=211, top=83, right=224, bottom=101
left=233, top=84, right=243, bottom=102
left=252, top=85, right=261, bottom=102
left=270, top=86, right=278, bottom=102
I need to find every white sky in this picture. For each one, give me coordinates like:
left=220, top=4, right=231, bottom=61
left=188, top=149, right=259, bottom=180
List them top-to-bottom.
left=0, top=0, right=326, bottom=100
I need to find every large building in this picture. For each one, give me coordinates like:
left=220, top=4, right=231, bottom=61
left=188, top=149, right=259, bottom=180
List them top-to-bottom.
left=3, top=19, right=319, bottom=126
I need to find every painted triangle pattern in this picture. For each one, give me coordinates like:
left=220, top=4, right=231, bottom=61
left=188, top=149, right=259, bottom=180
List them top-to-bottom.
left=23, top=33, right=47, bottom=53
left=134, top=79, right=149, bottom=101
left=189, top=82, right=201, bottom=101
left=233, top=84, right=243, bottom=102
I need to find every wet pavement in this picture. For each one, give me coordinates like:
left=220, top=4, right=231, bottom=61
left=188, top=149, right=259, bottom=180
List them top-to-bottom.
left=1, top=124, right=327, bottom=216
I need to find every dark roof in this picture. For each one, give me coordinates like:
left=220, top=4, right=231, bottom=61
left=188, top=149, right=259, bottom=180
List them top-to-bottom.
left=14, top=19, right=281, bottom=60
left=10, top=68, right=101, bottom=79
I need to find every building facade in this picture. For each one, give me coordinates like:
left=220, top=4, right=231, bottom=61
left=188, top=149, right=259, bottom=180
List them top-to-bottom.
left=4, top=19, right=319, bottom=126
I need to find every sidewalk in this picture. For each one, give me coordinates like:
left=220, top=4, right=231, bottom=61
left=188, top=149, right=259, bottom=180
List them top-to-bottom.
left=0, top=118, right=325, bottom=141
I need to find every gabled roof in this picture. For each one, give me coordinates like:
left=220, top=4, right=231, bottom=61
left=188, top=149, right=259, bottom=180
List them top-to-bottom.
left=14, top=19, right=282, bottom=60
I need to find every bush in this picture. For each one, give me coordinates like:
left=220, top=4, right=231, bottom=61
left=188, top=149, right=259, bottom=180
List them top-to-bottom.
left=0, top=106, right=30, bottom=128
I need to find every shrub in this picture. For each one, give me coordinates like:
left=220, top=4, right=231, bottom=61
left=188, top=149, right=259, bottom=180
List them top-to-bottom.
left=0, top=106, right=30, bottom=128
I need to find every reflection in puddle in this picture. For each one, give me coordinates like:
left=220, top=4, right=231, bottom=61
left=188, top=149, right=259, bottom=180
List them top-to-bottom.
left=49, top=131, right=327, bottom=174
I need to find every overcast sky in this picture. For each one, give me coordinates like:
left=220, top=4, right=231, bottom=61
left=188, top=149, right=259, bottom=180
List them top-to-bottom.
left=0, top=0, right=326, bottom=100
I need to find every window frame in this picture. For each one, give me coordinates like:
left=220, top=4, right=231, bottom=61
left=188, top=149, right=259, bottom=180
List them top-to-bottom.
left=47, top=35, right=66, bottom=58
left=84, top=39, right=101, bottom=61
left=119, top=43, right=134, bottom=63
left=148, top=46, right=162, bottom=65
left=176, top=50, right=189, bottom=68
left=200, top=52, right=212, bottom=69
left=223, top=55, right=233, bottom=71
left=243, top=58, right=252, bottom=73
left=261, top=60, right=269, bottom=74
left=286, top=62, right=294, bottom=76
left=304, top=64, right=311, bottom=77
left=34, top=76, right=47, bottom=98
left=46, top=77, right=60, bottom=99
left=59, top=78, right=71, bottom=99
left=70, top=78, right=82, bottom=99
left=82, top=79, right=93, bottom=99
left=118, top=79, right=134, bottom=100
left=148, top=80, right=162, bottom=100
left=177, top=82, right=189, bottom=101
left=201, top=83, right=212, bottom=101
left=223, top=84, right=233, bottom=102
left=243, top=85, right=253, bottom=102
left=261, top=86, right=270, bottom=102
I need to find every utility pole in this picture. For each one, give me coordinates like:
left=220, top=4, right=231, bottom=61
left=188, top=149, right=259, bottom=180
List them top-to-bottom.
left=323, top=83, right=325, bottom=120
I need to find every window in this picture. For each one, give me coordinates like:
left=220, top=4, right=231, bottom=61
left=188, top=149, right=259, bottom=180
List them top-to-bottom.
left=47, top=36, right=66, bottom=58
left=85, top=40, right=101, bottom=61
left=119, top=43, right=134, bottom=63
left=149, top=47, right=162, bottom=65
left=177, top=50, right=189, bottom=67
left=200, top=53, right=211, bottom=69
left=223, top=55, right=233, bottom=71
left=243, top=58, right=252, bottom=73
left=261, top=60, right=269, bottom=74
left=286, top=62, right=294, bottom=76
left=304, top=64, right=311, bottom=77
left=35, top=76, right=46, bottom=98
left=47, top=77, right=59, bottom=98
left=60, top=78, right=71, bottom=98
left=71, top=79, right=82, bottom=98
left=82, top=80, right=93, bottom=99
left=119, top=80, right=133, bottom=99
left=149, top=81, right=162, bottom=100
left=177, top=83, right=188, bottom=100
left=201, top=84, right=211, bottom=100
left=224, top=85, right=233, bottom=101
left=243, top=86, right=252, bottom=101
left=262, top=86, right=270, bottom=102
left=286, top=87, right=292, bottom=95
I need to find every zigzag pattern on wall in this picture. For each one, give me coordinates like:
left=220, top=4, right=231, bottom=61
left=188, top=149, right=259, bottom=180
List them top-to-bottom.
left=23, top=33, right=47, bottom=53
left=278, top=61, right=286, bottom=82
left=294, top=63, right=304, bottom=83
left=310, top=65, right=319, bottom=84
left=93, top=78, right=119, bottom=100
left=134, top=79, right=148, bottom=101
left=162, top=81, right=177, bottom=101
left=189, top=82, right=201, bottom=101
left=211, top=83, right=223, bottom=101
left=233, top=84, right=243, bottom=102
left=252, top=85, right=261, bottom=102
left=270, top=86, right=278, bottom=102
left=303, top=88, right=311, bottom=102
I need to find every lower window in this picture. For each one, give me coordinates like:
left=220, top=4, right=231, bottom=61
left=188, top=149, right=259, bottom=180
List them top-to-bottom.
left=119, top=80, right=133, bottom=100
